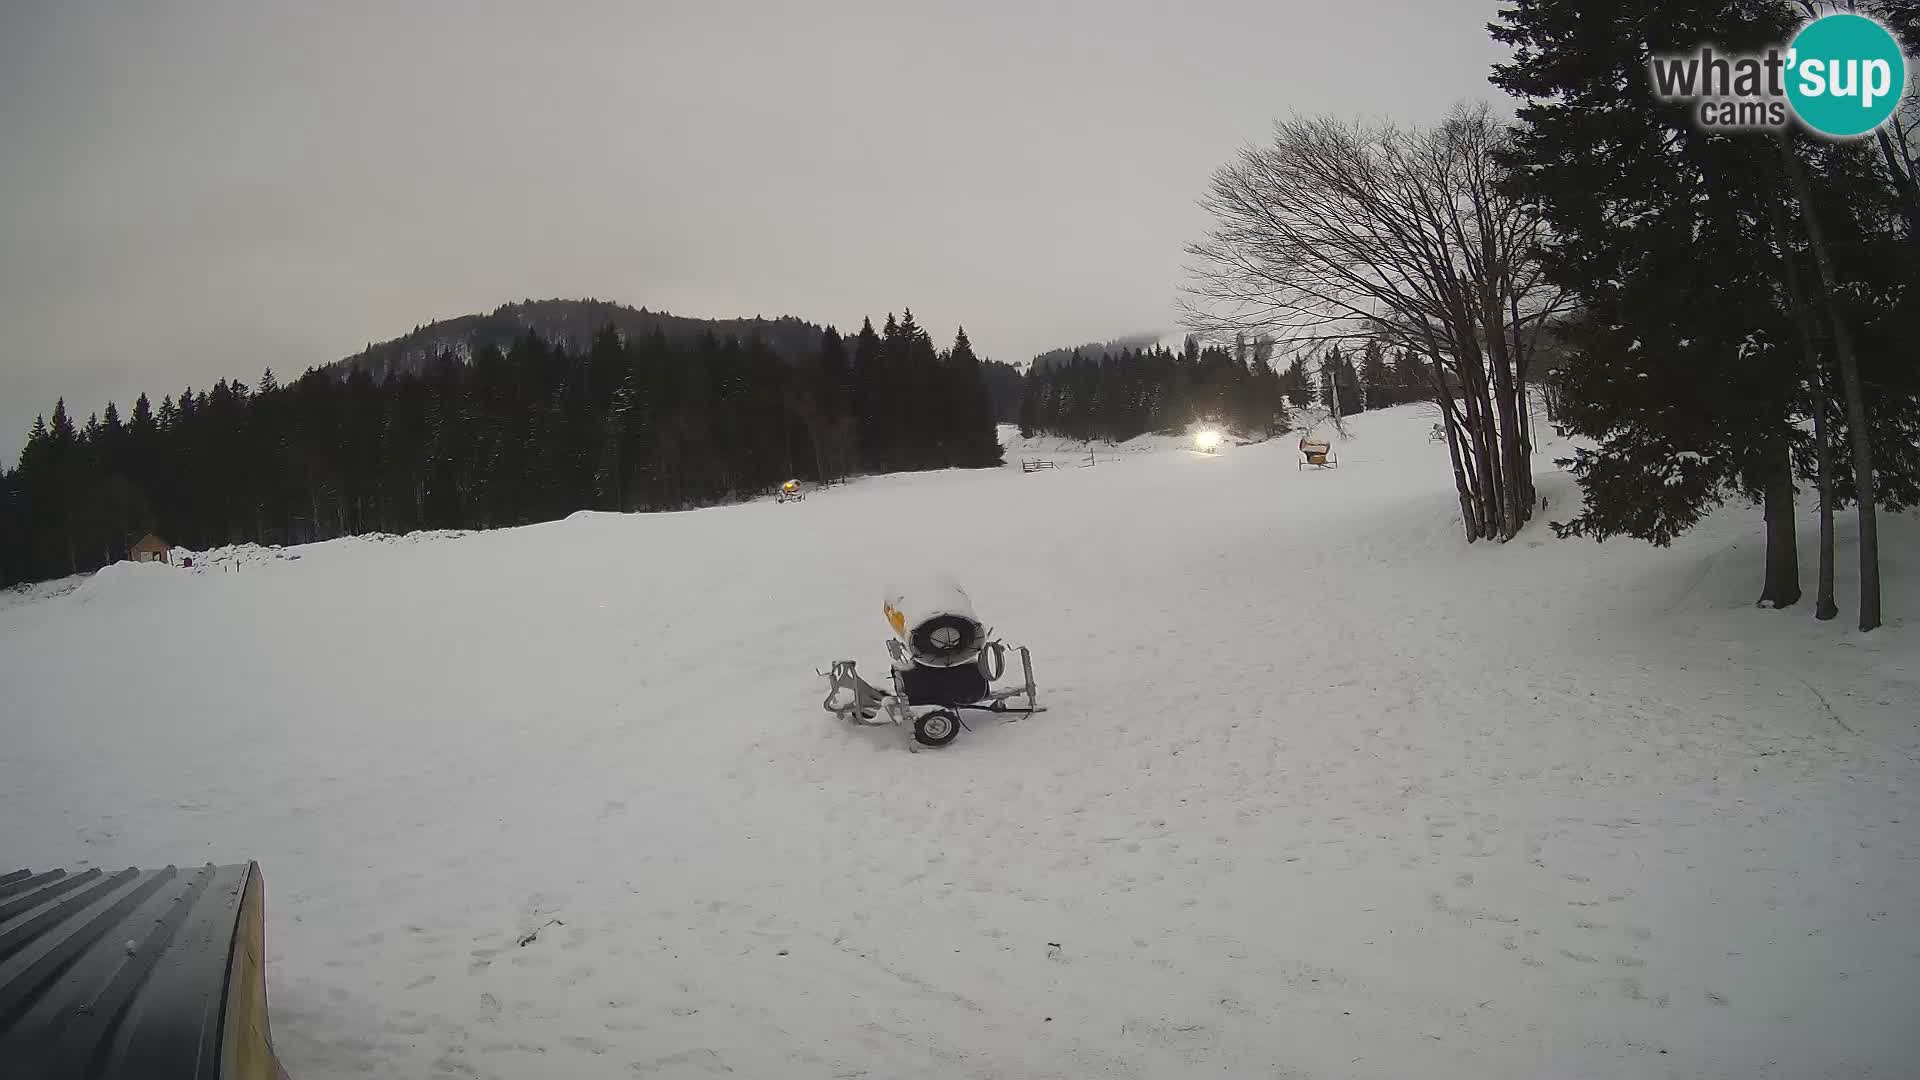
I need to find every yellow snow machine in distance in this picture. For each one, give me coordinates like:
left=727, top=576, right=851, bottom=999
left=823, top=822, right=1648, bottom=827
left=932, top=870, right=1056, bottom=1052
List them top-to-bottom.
left=1299, top=438, right=1337, bottom=470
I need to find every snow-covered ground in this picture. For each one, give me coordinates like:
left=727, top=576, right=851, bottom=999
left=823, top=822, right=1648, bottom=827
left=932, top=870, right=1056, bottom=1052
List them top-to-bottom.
left=2, top=405, right=1915, bottom=1079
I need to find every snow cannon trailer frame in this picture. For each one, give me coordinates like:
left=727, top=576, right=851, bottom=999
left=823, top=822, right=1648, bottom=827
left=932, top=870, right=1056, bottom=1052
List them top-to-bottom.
left=821, top=642, right=1043, bottom=748
left=0, top=861, right=288, bottom=1080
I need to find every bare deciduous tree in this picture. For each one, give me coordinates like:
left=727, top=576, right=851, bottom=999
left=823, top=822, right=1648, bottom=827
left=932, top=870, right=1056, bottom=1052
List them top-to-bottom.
left=1183, top=103, right=1567, bottom=542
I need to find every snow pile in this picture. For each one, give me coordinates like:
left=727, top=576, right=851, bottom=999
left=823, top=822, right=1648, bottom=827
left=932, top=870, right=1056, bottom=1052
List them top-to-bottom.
left=2, top=405, right=1915, bottom=1080
left=335, top=529, right=475, bottom=547
left=176, top=530, right=476, bottom=574
left=172, top=542, right=303, bottom=573
left=66, top=558, right=201, bottom=611
left=0, top=573, right=89, bottom=614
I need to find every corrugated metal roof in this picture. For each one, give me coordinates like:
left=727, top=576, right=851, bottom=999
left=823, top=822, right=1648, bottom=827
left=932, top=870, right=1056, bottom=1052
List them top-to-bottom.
left=0, top=863, right=269, bottom=1079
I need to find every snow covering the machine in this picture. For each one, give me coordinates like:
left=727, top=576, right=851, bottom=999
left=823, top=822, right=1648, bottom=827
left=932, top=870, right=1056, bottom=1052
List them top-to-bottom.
left=882, top=575, right=986, bottom=668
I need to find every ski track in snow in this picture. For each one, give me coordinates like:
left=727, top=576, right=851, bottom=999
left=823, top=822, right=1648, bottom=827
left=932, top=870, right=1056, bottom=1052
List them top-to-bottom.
left=2, top=406, right=1917, bottom=1079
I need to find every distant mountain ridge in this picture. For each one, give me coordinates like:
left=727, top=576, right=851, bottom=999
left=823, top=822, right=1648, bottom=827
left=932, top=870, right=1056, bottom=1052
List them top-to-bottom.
left=330, top=298, right=831, bottom=381
left=1028, top=331, right=1181, bottom=370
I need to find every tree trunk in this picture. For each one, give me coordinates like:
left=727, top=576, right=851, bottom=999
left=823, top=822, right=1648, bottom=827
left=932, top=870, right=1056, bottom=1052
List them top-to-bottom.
left=1781, top=141, right=1881, bottom=631
left=1764, top=167, right=1838, bottom=620
left=1483, top=275, right=1538, bottom=536
left=1445, top=278, right=1505, bottom=542
left=1509, top=294, right=1539, bottom=512
left=1485, top=325, right=1527, bottom=540
left=1424, top=341, right=1481, bottom=541
left=1516, top=358, right=1534, bottom=474
left=1325, top=359, right=1345, bottom=434
left=1459, top=360, right=1502, bottom=540
left=1441, top=406, right=1478, bottom=542
left=1760, top=447, right=1802, bottom=609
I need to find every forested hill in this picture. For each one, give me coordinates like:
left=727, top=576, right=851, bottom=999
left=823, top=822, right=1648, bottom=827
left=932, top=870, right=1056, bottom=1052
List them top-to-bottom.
left=334, top=297, right=1026, bottom=420
left=332, top=299, right=830, bottom=382
left=1, top=308, right=1010, bottom=588
left=1027, top=332, right=1167, bottom=372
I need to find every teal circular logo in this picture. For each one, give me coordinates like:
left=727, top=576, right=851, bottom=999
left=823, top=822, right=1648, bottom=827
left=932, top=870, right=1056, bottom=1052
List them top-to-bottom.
left=1786, top=13, right=1907, bottom=138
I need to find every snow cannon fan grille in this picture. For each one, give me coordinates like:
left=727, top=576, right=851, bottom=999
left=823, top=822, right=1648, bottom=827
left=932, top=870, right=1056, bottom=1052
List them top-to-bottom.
left=908, top=613, right=986, bottom=668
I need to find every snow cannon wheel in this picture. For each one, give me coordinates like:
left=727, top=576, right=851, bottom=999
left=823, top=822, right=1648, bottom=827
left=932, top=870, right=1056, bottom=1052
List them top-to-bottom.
left=913, top=709, right=962, bottom=747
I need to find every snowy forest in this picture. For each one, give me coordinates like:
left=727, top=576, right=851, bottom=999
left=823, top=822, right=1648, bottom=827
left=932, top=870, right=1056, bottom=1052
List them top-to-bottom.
left=1502, top=0, right=1920, bottom=633
left=0, top=311, right=999, bottom=586
left=1014, top=335, right=1437, bottom=444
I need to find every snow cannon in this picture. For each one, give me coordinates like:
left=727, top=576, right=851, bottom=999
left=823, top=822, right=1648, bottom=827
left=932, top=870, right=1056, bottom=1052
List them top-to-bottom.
left=821, top=576, right=1045, bottom=748
left=883, top=577, right=987, bottom=669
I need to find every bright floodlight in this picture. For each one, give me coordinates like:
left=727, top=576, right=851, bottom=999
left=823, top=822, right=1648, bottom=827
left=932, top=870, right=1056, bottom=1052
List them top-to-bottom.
left=1194, top=429, right=1223, bottom=451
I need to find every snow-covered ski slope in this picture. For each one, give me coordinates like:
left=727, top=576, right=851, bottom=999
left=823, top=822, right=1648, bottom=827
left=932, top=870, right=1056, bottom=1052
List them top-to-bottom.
left=2, top=405, right=1915, bottom=1079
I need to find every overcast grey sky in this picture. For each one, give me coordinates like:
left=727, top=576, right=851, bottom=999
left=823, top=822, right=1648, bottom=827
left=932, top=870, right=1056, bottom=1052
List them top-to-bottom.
left=0, top=0, right=1510, bottom=454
